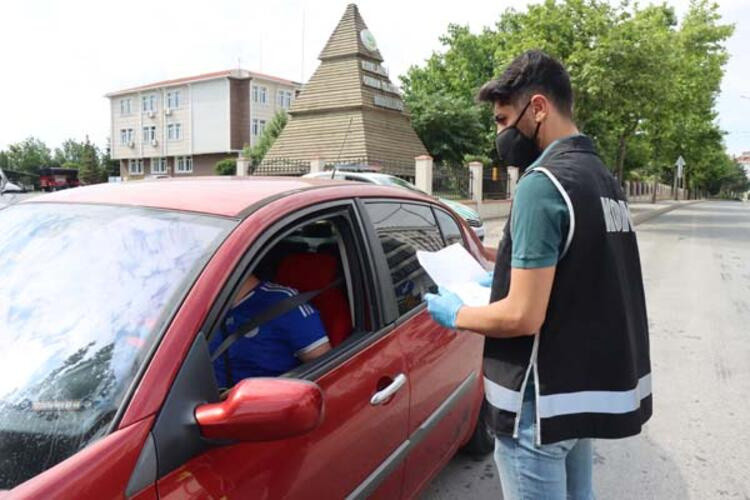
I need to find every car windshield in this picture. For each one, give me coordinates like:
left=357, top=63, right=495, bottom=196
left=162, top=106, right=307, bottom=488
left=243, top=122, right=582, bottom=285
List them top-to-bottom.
left=380, top=175, right=423, bottom=193
left=0, top=203, right=233, bottom=489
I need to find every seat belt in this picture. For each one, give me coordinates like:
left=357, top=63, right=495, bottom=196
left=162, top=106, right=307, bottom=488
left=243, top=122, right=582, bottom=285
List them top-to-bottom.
left=210, top=278, right=343, bottom=363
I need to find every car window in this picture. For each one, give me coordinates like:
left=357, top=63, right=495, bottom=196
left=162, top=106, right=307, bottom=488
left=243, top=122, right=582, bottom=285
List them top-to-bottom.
left=365, top=202, right=441, bottom=316
left=0, top=203, right=232, bottom=489
left=434, top=208, right=464, bottom=247
left=206, top=210, right=373, bottom=388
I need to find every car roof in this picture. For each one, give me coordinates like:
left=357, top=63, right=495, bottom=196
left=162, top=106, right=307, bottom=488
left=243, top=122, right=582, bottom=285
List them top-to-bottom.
left=305, top=171, right=402, bottom=184
left=22, top=176, right=433, bottom=217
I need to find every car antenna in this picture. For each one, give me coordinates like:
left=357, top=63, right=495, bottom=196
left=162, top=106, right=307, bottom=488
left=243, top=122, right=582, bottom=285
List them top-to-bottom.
left=331, top=116, right=354, bottom=180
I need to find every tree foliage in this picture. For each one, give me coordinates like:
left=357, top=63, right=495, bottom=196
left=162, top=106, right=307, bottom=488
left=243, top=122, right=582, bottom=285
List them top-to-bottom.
left=401, top=0, right=740, bottom=195
left=407, top=91, right=485, bottom=164
left=242, top=111, right=289, bottom=167
left=1, top=136, right=112, bottom=185
left=4, top=137, right=53, bottom=175
left=77, top=137, right=101, bottom=185
left=214, top=158, right=237, bottom=175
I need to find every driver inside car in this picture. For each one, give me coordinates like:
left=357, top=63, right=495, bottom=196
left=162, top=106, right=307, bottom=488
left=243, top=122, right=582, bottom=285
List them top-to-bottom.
left=209, top=273, right=331, bottom=388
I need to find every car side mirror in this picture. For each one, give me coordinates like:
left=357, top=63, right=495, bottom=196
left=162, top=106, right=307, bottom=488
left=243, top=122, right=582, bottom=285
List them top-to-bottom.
left=195, top=378, right=324, bottom=442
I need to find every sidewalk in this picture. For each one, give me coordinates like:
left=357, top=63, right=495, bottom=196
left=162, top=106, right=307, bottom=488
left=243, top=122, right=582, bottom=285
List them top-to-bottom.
left=482, top=199, right=700, bottom=248
left=629, top=199, right=699, bottom=225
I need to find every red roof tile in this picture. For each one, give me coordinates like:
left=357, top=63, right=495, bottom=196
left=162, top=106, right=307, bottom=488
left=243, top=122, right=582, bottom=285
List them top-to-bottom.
left=107, top=69, right=300, bottom=97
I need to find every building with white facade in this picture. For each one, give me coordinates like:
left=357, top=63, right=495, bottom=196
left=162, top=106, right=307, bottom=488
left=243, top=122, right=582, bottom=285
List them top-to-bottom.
left=106, top=69, right=301, bottom=179
left=737, top=151, right=750, bottom=178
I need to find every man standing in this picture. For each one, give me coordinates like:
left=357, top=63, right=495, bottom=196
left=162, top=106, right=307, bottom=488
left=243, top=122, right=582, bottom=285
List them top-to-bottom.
left=425, top=50, right=651, bottom=499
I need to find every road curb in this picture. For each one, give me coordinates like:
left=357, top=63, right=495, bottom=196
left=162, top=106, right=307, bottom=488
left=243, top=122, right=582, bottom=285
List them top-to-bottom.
left=632, top=200, right=702, bottom=226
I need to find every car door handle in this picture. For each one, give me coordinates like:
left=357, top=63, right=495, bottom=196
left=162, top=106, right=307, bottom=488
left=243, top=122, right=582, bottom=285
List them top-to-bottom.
left=370, top=373, right=407, bottom=406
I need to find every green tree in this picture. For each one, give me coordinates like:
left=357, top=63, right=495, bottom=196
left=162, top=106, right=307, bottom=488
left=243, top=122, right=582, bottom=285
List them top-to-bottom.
left=400, top=0, right=734, bottom=195
left=401, top=25, right=499, bottom=158
left=405, top=91, right=485, bottom=164
left=244, top=111, right=288, bottom=167
left=5, top=137, right=52, bottom=175
left=78, top=137, right=101, bottom=185
left=53, top=139, right=91, bottom=168
left=99, top=146, right=119, bottom=182
left=214, top=158, right=237, bottom=175
left=62, top=161, right=81, bottom=171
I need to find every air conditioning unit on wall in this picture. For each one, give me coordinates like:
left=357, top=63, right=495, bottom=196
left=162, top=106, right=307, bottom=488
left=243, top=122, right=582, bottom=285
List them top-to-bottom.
left=164, top=108, right=172, bottom=116
left=147, top=111, right=155, bottom=119
left=151, top=139, right=158, bottom=147
left=128, top=141, right=135, bottom=148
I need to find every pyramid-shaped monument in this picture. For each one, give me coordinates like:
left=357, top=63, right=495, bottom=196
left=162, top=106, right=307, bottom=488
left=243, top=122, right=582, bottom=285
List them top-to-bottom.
left=261, top=3, right=428, bottom=170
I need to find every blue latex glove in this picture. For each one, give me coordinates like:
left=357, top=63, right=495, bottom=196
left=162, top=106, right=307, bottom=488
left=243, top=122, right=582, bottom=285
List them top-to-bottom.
left=478, top=271, right=494, bottom=287
left=424, top=286, right=464, bottom=329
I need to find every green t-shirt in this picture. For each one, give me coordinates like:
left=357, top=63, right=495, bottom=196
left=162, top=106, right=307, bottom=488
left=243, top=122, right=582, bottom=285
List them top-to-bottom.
left=510, top=171, right=570, bottom=269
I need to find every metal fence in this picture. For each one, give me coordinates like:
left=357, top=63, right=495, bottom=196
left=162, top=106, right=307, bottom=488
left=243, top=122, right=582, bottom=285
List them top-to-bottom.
left=324, top=157, right=372, bottom=172
left=253, top=158, right=310, bottom=176
left=323, top=158, right=417, bottom=184
left=432, top=162, right=472, bottom=200
left=483, top=165, right=509, bottom=200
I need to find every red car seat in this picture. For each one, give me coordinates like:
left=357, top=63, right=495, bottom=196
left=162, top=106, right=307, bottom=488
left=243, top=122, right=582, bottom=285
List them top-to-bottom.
left=274, top=252, right=353, bottom=347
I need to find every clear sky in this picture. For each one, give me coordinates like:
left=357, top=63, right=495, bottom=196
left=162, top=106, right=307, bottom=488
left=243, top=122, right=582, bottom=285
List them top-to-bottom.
left=0, top=0, right=747, bottom=157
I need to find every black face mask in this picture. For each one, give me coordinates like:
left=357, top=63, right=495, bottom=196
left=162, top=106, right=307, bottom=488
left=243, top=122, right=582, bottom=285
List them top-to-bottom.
left=495, top=100, right=541, bottom=171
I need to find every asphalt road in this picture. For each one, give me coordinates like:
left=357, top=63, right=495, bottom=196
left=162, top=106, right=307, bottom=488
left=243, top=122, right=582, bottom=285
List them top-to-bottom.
left=423, top=201, right=750, bottom=499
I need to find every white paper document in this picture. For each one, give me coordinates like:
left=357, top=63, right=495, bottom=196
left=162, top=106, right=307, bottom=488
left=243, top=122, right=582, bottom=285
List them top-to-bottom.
left=417, top=243, right=491, bottom=306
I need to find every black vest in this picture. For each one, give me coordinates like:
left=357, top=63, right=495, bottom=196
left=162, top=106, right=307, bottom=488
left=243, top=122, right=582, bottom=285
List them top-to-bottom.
left=485, top=135, right=652, bottom=445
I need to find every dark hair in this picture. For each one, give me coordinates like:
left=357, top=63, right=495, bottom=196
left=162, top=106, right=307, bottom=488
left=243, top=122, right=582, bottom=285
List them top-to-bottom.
left=477, top=50, right=573, bottom=116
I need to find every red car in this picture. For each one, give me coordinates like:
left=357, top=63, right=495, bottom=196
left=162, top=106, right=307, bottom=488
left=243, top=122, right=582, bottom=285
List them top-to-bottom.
left=0, top=177, right=493, bottom=499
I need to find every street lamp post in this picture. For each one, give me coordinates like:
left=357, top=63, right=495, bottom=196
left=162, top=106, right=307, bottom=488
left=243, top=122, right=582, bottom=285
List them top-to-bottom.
left=674, top=156, right=685, bottom=201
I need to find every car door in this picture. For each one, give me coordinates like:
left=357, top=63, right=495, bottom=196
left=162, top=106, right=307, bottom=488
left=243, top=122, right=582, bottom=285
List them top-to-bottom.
left=360, top=200, right=485, bottom=498
left=151, top=201, right=411, bottom=499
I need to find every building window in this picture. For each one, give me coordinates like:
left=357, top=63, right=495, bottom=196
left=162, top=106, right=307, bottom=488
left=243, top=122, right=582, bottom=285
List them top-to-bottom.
left=253, top=85, right=268, bottom=105
left=277, top=89, right=293, bottom=109
left=167, top=91, right=181, bottom=109
left=142, top=94, right=157, bottom=112
left=120, top=98, right=132, bottom=115
left=259, top=120, right=266, bottom=135
left=167, top=123, right=182, bottom=141
left=142, top=126, right=156, bottom=143
left=121, top=128, right=134, bottom=145
left=175, top=156, right=193, bottom=174
left=151, top=157, right=167, bottom=174
left=128, top=159, right=144, bottom=175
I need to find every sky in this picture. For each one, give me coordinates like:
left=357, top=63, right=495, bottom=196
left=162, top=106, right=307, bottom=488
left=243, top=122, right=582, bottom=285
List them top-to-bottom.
left=0, top=0, right=748, bottom=157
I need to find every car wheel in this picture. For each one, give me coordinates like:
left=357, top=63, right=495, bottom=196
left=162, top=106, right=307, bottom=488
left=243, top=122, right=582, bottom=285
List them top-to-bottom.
left=460, top=400, right=495, bottom=457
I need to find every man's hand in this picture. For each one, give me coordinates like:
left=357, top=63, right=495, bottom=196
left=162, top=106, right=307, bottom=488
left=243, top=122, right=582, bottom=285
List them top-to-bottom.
left=455, top=266, right=556, bottom=337
left=478, top=271, right=494, bottom=287
left=425, top=287, right=464, bottom=329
